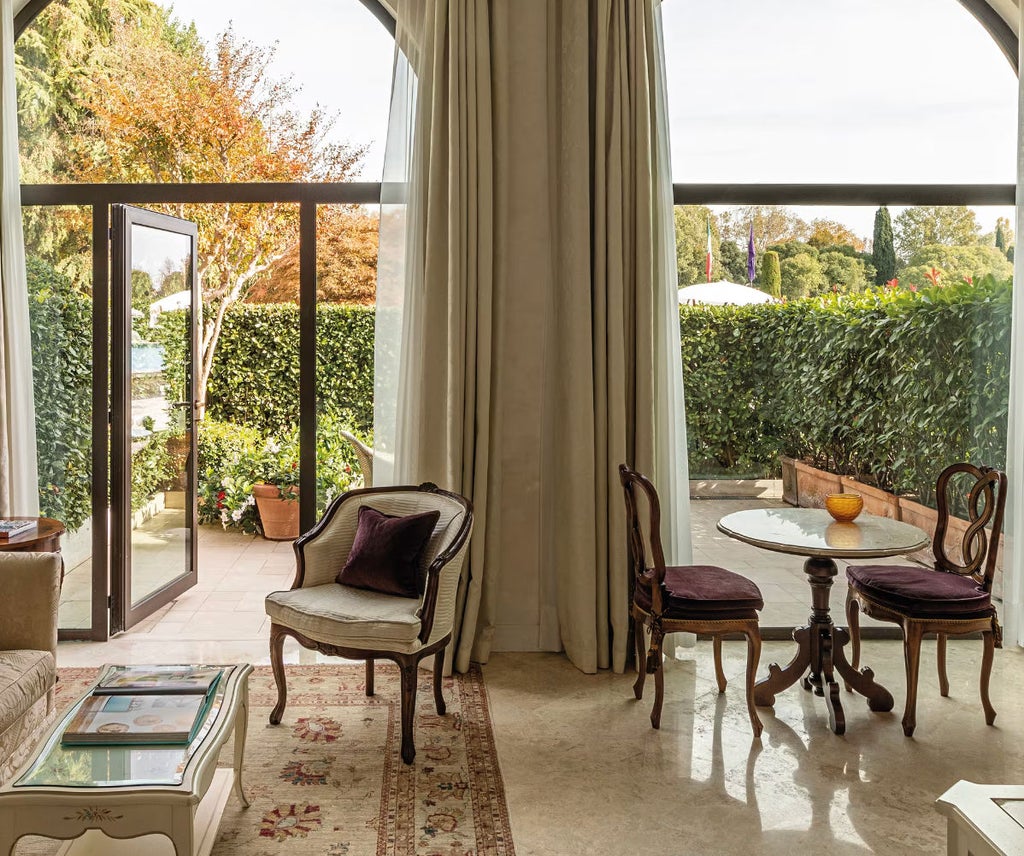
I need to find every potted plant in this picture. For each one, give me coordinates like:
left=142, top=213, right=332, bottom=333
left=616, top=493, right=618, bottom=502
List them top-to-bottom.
left=252, top=436, right=301, bottom=541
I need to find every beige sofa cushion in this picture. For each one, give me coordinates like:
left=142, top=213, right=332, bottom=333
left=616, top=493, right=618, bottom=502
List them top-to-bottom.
left=266, top=584, right=424, bottom=653
left=0, top=650, right=55, bottom=736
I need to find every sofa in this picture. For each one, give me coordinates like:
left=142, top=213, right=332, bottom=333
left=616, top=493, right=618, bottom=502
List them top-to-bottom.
left=0, top=552, right=61, bottom=784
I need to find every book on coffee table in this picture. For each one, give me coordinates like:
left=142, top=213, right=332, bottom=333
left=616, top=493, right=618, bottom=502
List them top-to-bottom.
left=0, top=519, right=36, bottom=539
left=95, top=665, right=223, bottom=696
left=61, top=693, right=212, bottom=745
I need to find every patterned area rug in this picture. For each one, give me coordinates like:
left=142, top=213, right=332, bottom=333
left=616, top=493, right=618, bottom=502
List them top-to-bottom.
left=29, top=664, right=514, bottom=856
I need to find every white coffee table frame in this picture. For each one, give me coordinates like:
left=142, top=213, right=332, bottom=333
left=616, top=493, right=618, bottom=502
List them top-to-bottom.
left=0, top=663, right=252, bottom=856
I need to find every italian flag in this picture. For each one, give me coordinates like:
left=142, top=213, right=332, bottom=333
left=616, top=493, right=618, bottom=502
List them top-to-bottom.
left=705, top=216, right=712, bottom=283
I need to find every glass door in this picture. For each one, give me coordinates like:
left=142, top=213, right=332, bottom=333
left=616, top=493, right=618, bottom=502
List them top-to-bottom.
left=110, top=205, right=199, bottom=632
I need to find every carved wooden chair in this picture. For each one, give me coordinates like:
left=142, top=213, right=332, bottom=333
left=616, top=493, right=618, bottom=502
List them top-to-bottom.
left=845, top=462, right=1007, bottom=736
left=619, top=464, right=764, bottom=737
left=265, top=483, right=473, bottom=763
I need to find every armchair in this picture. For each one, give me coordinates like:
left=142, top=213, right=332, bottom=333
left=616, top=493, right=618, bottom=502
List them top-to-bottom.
left=265, top=483, right=473, bottom=763
left=0, top=552, right=61, bottom=784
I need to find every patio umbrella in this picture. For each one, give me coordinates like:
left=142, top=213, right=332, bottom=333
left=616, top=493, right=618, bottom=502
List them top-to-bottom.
left=677, top=280, right=777, bottom=306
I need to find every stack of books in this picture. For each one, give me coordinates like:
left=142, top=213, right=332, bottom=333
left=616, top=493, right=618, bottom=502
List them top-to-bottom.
left=0, top=519, right=36, bottom=539
left=62, top=666, right=224, bottom=746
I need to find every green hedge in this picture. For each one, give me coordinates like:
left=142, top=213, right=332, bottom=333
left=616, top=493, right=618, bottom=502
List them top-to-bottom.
left=30, top=268, right=1013, bottom=531
left=681, top=277, right=1010, bottom=503
left=153, top=304, right=375, bottom=435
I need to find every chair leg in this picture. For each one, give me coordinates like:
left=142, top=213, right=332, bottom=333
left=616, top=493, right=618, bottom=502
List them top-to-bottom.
left=845, top=591, right=861, bottom=691
left=632, top=615, right=647, bottom=701
left=902, top=623, right=924, bottom=737
left=269, top=624, right=288, bottom=725
left=744, top=627, right=763, bottom=738
left=981, top=630, right=997, bottom=726
left=937, top=633, right=949, bottom=697
left=713, top=635, right=727, bottom=693
left=433, top=647, right=447, bottom=716
left=650, top=656, right=665, bottom=730
left=398, top=657, right=419, bottom=764
left=365, top=659, right=375, bottom=697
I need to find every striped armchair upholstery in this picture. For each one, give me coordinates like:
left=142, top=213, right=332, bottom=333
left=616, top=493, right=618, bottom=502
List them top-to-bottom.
left=265, top=483, right=473, bottom=764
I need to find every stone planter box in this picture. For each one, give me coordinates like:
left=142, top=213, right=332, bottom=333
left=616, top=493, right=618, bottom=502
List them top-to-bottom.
left=780, top=456, right=799, bottom=506
left=794, top=460, right=842, bottom=509
left=840, top=476, right=900, bottom=519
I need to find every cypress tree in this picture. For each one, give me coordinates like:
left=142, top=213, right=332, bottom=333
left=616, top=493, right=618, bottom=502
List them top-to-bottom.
left=872, top=206, right=896, bottom=284
left=996, top=220, right=1007, bottom=255
left=762, top=251, right=781, bottom=299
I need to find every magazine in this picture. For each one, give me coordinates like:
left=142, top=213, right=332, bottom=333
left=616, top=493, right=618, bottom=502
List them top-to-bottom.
left=0, top=519, right=36, bottom=539
left=95, top=665, right=223, bottom=696
left=62, top=693, right=211, bottom=745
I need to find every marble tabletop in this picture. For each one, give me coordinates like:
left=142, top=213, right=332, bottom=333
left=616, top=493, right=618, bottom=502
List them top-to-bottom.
left=717, top=507, right=930, bottom=560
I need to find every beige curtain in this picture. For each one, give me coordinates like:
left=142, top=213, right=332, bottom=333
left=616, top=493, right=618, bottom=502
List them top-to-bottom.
left=0, top=0, right=39, bottom=517
left=378, top=0, right=688, bottom=674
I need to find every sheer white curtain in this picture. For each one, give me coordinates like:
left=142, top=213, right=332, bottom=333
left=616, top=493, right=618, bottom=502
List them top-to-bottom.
left=0, top=0, right=38, bottom=517
left=373, top=0, right=690, bottom=673
left=1002, top=0, right=1024, bottom=648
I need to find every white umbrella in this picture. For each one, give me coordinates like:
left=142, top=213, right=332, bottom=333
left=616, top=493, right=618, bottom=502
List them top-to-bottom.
left=677, top=280, right=777, bottom=306
left=148, top=289, right=192, bottom=325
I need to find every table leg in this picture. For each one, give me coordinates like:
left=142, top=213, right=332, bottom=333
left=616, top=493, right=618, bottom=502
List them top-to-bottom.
left=754, top=625, right=812, bottom=706
left=832, top=626, right=895, bottom=712
left=233, top=679, right=250, bottom=809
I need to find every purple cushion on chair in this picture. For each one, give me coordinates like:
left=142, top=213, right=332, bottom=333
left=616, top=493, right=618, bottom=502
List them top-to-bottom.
left=337, top=506, right=441, bottom=598
left=846, top=564, right=992, bottom=618
left=634, top=565, right=763, bottom=620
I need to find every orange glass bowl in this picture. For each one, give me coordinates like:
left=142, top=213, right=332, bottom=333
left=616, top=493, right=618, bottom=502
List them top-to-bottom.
left=825, top=493, right=863, bottom=523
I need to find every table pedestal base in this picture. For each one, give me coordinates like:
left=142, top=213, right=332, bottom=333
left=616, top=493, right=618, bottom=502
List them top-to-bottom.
left=753, top=556, right=894, bottom=734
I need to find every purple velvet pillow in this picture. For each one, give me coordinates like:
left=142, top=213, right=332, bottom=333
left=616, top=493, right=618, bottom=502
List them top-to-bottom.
left=336, top=505, right=441, bottom=598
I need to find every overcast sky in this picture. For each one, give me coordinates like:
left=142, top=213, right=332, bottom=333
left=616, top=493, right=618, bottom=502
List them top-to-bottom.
left=164, top=0, right=1017, bottom=240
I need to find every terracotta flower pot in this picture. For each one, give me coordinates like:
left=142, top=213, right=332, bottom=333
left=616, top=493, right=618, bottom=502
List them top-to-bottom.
left=252, top=483, right=300, bottom=541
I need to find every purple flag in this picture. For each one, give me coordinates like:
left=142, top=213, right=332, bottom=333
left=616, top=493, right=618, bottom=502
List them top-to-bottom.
left=747, top=222, right=756, bottom=283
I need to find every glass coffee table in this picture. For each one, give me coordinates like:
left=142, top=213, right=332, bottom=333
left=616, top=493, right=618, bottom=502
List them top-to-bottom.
left=0, top=663, right=252, bottom=856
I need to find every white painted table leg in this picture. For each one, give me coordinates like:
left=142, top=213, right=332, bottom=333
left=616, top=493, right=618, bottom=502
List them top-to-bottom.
left=233, top=680, right=250, bottom=809
left=169, top=806, right=194, bottom=856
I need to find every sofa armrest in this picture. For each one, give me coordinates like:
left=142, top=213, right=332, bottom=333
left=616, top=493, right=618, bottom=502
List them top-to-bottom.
left=0, top=553, right=61, bottom=662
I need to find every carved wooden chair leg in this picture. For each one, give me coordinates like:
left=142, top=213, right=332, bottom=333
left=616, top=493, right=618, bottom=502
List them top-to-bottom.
left=846, top=591, right=861, bottom=673
left=632, top=614, right=647, bottom=701
left=902, top=622, right=924, bottom=737
left=269, top=624, right=288, bottom=725
left=744, top=626, right=763, bottom=738
left=980, top=630, right=997, bottom=726
left=936, top=633, right=949, bottom=697
left=713, top=635, right=727, bottom=693
left=433, top=647, right=446, bottom=716
left=650, top=656, right=665, bottom=730
left=398, top=657, right=419, bottom=764
left=365, top=659, right=375, bottom=697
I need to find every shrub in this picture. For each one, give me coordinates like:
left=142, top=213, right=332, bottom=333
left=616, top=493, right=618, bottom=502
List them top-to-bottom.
left=27, top=257, right=92, bottom=530
left=680, top=276, right=1011, bottom=505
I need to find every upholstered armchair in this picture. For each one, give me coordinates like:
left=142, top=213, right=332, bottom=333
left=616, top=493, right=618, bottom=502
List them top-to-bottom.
left=265, top=483, right=473, bottom=764
left=0, top=552, right=61, bottom=784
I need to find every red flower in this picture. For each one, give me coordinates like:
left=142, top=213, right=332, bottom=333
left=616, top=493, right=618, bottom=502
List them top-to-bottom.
left=924, top=267, right=941, bottom=287
left=963, top=275, right=973, bottom=285
left=885, top=278, right=899, bottom=290
left=908, top=284, right=918, bottom=292
left=216, top=489, right=226, bottom=510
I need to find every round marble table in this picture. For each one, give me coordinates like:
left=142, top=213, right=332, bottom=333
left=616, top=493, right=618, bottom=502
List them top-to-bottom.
left=717, top=507, right=929, bottom=735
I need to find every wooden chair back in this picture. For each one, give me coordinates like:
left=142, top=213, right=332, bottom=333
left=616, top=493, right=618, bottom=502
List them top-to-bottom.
left=932, top=462, right=1006, bottom=591
left=618, top=464, right=667, bottom=588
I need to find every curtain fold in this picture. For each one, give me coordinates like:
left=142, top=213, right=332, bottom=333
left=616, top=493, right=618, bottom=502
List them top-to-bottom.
left=0, top=0, right=39, bottom=517
left=373, top=0, right=689, bottom=673
left=1002, top=0, right=1024, bottom=649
